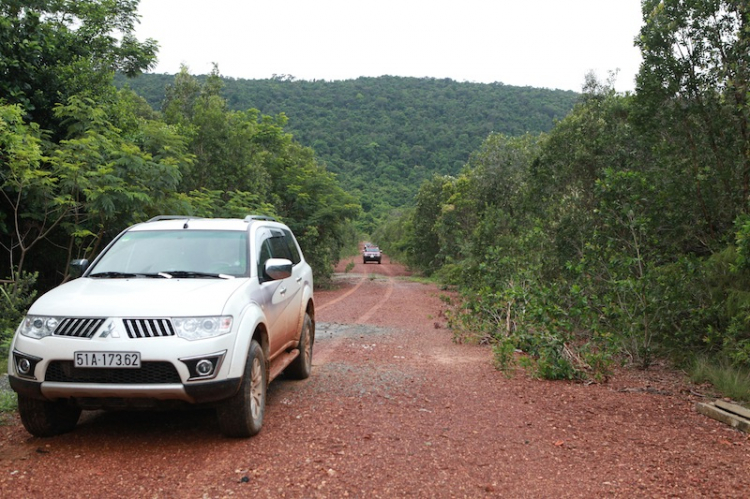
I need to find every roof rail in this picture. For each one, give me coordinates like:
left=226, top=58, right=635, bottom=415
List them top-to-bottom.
left=146, top=215, right=197, bottom=223
left=244, top=215, right=277, bottom=222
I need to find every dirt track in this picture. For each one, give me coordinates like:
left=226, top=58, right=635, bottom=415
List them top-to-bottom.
left=0, top=255, right=749, bottom=497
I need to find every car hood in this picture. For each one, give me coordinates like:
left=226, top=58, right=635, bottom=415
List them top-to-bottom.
left=28, top=277, right=248, bottom=317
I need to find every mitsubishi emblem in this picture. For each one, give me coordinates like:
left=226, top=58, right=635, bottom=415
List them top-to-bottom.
left=99, top=320, right=120, bottom=338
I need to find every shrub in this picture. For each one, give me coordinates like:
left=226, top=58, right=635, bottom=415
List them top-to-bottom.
left=0, top=272, right=38, bottom=361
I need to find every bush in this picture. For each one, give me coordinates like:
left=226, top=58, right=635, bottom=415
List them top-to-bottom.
left=448, top=266, right=616, bottom=381
left=0, top=272, right=38, bottom=361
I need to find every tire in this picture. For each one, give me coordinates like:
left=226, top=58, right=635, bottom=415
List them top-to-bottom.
left=286, top=313, right=314, bottom=380
left=217, top=340, right=267, bottom=438
left=17, top=395, right=81, bottom=437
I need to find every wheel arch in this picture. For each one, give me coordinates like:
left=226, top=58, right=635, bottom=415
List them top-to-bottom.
left=305, top=291, right=315, bottom=319
left=226, top=305, right=268, bottom=379
left=252, top=321, right=270, bottom=381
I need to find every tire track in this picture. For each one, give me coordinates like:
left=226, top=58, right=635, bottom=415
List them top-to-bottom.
left=314, top=257, right=395, bottom=365
left=314, top=273, right=395, bottom=366
left=316, top=275, right=366, bottom=312
left=355, top=277, right=394, bottom=324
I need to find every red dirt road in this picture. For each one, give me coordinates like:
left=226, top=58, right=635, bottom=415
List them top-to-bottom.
left=0, top=255, right=749, bottom=497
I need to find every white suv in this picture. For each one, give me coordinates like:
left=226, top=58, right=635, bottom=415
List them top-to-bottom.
left=7, top=215, right=315, bottom=438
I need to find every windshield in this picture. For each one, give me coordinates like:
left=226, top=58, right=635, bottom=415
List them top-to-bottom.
left=90, top=230, right=249, bottom=278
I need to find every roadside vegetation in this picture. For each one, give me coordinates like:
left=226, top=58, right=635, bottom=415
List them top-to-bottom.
left=377, top=1, right=750, bottom=398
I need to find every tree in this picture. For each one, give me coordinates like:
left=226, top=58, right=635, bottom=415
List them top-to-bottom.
left=0, top=0, right=158, bottom=132
left=635, top=0, right=750, bottom=251
left=162, top=65, right=202, bottom=126
left=162, top=66, right=274, bottom=197
left=160, top=67, right=361, bottom=280
left=50, top=96, right=185, bottom=264
left=0, top=97, right=186, bottom=283
left=0, top=103, right=51, bottom=281
left=407, top=175, right=450, bottom=273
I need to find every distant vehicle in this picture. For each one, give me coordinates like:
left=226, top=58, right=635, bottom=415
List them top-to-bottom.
left=7, top=215, right=315, bottom=438
left=363, top=246, right=382, bottom=264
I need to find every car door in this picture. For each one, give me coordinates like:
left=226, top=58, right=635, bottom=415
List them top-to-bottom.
left=256, top=228, right=299, bottom=355
left=280, top=228, right=305, bottom=336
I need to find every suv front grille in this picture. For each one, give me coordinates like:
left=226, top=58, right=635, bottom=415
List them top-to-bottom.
left=54, top=318, right=105, bottom=338
left=123, top=318, right=175, bottom=338
left=45, top=361, right=181, bottom=384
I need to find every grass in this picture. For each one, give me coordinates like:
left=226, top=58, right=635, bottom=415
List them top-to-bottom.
left=0, top=351, right=18, bottom=424
left=690, top=357, right=750, bottom=403
left=0, top=372, right=18, bottom=425
left=0, top=390, right=17, bottom=411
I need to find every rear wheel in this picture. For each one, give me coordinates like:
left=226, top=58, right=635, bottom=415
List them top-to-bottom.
left=286, top=313, right=314, bottom=380
left=217, top=340, right=267, bottom=437
left=17, top=395, right=81, bottom=437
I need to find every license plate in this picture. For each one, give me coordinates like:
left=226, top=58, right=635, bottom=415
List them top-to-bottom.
left=74, top=351, right=141, bottom=368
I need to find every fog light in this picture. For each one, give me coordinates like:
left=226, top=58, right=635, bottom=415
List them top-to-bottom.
left=13, top=351, right=41, bottom=379
left=180, top=351, right=225, bottom=380
left=17, top=358, right=31, bottom=375
left=196, top=359, right=214, bottom=376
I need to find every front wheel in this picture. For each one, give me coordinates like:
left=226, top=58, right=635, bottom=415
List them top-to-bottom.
left=286, top=313, right=314, bottom=380
left=217, top=340, right=267, bottom=437
left=17, top=395, right=81, bottom=437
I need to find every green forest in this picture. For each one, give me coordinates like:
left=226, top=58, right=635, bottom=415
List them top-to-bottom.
left=2, top=0, right=750, bottom=397
left=116, top=73, right=578, bottom=229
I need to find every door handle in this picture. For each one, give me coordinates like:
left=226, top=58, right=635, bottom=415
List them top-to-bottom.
left=296, top=277, right=302, bottom=283
left=280, top=287, right=287, bottom=296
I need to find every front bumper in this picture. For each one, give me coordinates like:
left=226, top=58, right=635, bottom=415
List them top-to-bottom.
left=9, top=374, right=241, bottom=406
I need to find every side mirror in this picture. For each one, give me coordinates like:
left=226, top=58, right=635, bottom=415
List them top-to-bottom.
left=264, top=258, right=292, bottom=281
left=69, top=259, right=89, bottom=278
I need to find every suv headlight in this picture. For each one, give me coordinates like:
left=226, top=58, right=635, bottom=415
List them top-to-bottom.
left=19, top=316, right=61, bottom=339
left=173, top=316, right=232, bottom=340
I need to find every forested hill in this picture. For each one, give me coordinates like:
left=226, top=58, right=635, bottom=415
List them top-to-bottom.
left=118, top=74, right=578, bottom=225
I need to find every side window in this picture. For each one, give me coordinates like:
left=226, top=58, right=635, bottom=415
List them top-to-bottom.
left=256, top=228, right=293, bottom=280
left=283, top=229, right=302, bottom=265
left=268, top=230, right=292, bottom=260
left=257, top=238, right=273, bottom=278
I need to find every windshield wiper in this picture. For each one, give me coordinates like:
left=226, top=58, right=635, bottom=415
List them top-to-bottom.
left=91, top=270, right=234, bottom=279
left=158, top=270, right=233, bottom=279
left=89, top=271, right=137, bottom=278
left=89, top=271, right=172, bottom=279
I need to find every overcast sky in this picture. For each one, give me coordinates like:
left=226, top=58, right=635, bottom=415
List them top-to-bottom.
left=135, top=0, right=644, bottom=93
